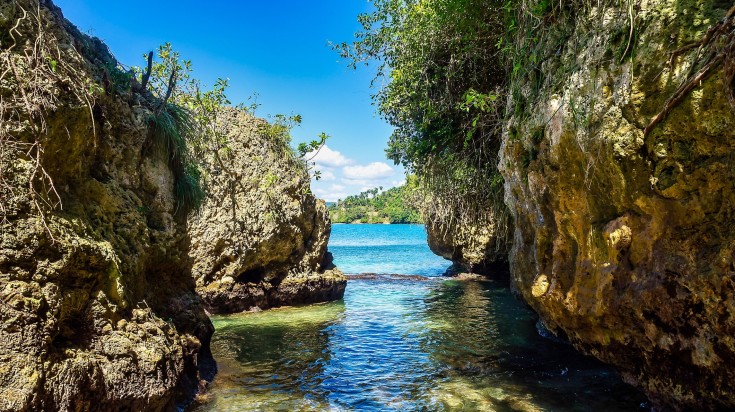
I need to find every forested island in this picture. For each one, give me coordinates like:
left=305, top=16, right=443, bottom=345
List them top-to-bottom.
left=328, top=182, right=421, bottom=224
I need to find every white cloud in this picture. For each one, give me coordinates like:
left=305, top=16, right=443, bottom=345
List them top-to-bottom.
left=307, top=145, right=352, bottom=168
left=343, top=162, right=395, bottom=181
left=318, top=170, right=336, bottom=181
left=312, top=184, right=350, bottom=202
left=330, top=184, right=346, bottom=191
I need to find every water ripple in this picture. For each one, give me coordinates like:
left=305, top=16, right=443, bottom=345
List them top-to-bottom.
left=192, top=225, right=647, bottom=412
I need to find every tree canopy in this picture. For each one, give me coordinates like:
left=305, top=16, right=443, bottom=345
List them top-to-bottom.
left=329, top=181, right=421, bottom=224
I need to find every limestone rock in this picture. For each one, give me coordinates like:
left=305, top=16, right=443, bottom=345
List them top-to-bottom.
left=0, top=1, right=213, bottom=410
left=500, top=2, right=735, bottom=409
left=188, top=108, right=345, bottom=313
left=426, top=216, right=508, bottom=275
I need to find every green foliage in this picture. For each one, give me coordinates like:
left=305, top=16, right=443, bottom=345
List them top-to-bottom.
left=335, top=0, right=507, bottom=172
left=338, top=0, right=511, bottom=249
left=140, top=42, right=231, bottom=159
left=140, top=43, right=331, bottom=211
left=146, top=43, right=193, bottom=101
left=141, top=45, right=209, bottom=213
left=103, top=61, right=133, bottom=95
left=147, top=103, right=205, bottom=211
left=148, top=104, right=192, bottom=159
left=259, top=114, right=330, bottom=181
left=259, top=114, right=302, bottom=149
left=531, top=125, right=545, bottom=144
left=297, top=132, right=329, bottom=158
left=299, top=132, right=329, bottom=180
left=175, top=163, right=206, bottom=210
left=328, top=182, right=421, bottom=224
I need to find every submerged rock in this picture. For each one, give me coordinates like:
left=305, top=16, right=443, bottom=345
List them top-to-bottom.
left=0, top=0, right=212, bottom=409
left=500, top=1, right=735, bottom=409
left=188, top=108, right=345, bottom=313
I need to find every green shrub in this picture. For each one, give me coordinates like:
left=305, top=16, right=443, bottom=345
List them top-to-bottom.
left=147, top=103, right=204, bottom=212
left=175, top=163, right=206, bottom=210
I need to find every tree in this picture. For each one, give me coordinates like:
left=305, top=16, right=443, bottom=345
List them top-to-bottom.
left=335, top=0, right=511, bottom=247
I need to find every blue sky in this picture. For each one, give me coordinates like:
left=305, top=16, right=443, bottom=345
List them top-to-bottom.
left=55, top=0, right=404, bottom=201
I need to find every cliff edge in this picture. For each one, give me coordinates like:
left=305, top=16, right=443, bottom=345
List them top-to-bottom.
left=0, top=0, right=213, bottom=410
left=188, top=108, right=345, bottom=314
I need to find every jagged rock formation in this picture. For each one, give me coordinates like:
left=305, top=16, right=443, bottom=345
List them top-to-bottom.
left=0, top=1, right=214, bottom=410
left=0, top=1, right=346, bottom=409
left=500, top=1, right=735, bottom=409
left=188, top=108, right=345, bottom=314
left=417, top=181, right=510, bottom=275
left=425, top=215, right=507, bottom=275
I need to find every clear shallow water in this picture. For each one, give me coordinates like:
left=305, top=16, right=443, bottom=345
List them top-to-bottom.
left=193, top=224, right=647, bottom=411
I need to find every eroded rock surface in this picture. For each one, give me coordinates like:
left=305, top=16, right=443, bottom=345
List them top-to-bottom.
left=0, top=1, right=213, bottom=410
left=500, top=1, right=735, bottom=409
left=188, top=109, right=345, bottom=314
left=426, top=216, right=508, bottom=275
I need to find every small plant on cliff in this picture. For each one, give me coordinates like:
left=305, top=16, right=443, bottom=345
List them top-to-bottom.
left=140, top=42, right=331, bottom=212
left=141, top=44, right=207, bottom=212
left=147, top=103, right=205, bottom=210
left=259, top=113, right=330, bottom=183
left=298, top=132, right=330, bottom=181
left=175, top=163, right=206, bottom=210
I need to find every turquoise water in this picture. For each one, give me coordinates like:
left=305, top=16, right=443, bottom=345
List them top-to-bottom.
left=193, top=224, right=647, bottom=411
left=329, top=224, right=449, bottom=276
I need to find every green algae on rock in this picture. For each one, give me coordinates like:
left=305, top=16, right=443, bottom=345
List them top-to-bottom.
left=0, top=0, right=344, bottom=409
left=339, top=0, right=735, bottom=408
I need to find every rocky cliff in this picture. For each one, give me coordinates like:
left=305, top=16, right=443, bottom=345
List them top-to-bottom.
left=0, top=0, right=214, bottom=410
left=0, top=0, right=345, bottom=409
left=500, top=1, right=735, bottom=409
left=187, top=108, right=345, bottom=314
left=417, top=173, right=510, bottom=276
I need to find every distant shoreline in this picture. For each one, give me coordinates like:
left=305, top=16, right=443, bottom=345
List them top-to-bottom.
left=332, top=222, right=423, bottom=225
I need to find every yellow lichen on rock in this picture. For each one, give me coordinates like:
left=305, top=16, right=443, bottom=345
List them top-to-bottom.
left=531, top=274, right=550, bottom=298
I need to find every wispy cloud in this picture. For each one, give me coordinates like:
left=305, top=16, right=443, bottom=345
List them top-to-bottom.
left=308, top=145, right=353, bottom=168
left=307, top=149, right=404, bottom=202
left=343, top=162, right=395, bottom=180
left=319, top=170, right=336, bottom=181
left=313, top=184, right=350, bottom=202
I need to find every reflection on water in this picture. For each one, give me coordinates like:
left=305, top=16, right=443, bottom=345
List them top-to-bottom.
left=193, top=225, right=646, bottom=411
left=193, top=277, right=647, bottom=411
left=419, top=280, right=645, bottom=411
left=195, top=303, right=345, bottom=411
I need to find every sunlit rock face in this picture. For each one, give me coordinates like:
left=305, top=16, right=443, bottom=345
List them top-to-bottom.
left=0, top=0, right=213, bottom=409
left=500, top=1, right=735, bottom=409
left=188, top=108, right=345, bottom=314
